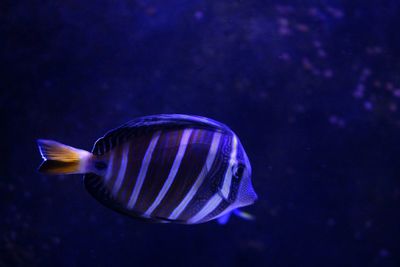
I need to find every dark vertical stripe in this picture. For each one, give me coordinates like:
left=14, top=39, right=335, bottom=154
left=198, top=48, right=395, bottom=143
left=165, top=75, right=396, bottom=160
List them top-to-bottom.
left=133, top=129, right=183, bottom=213
left=144, top=129, right=193, bottom=216
left=152, top=129, right=214, bottom=218
left=127, top=131, right=162, bottom=209
left=176, top=133, right=232, bottom=222
left=114, top=134, right=154, bottom=205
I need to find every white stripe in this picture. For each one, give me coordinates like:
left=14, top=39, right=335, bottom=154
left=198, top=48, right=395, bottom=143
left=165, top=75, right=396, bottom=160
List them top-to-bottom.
left=144, top=129, right=193, bottom=216
left=127, top=131, right=161, bottom=209
left=168, top=132, right=222, bottom=220
left=219, top=134, right=238, bottom=199
left=111, top=143, right=130, bottom=196
left=105, top=149, right=115, bottom=183
left=187, top=194, right=223, bottom=224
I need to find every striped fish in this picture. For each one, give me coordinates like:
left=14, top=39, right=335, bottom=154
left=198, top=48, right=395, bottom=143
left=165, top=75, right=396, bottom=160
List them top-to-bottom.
left=36, top=114, right=258, bottom=224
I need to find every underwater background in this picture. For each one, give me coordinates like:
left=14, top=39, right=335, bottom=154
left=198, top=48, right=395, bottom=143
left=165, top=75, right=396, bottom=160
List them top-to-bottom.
left=1, top=0, right=399, bottom=266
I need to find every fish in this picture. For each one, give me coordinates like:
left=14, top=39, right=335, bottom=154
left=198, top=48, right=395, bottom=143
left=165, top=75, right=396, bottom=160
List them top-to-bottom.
left=36, top=114, right=258, bottom=224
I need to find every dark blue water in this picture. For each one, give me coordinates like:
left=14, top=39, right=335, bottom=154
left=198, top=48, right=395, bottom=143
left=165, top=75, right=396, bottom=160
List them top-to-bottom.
left=1, top=1, right=399, bottom=266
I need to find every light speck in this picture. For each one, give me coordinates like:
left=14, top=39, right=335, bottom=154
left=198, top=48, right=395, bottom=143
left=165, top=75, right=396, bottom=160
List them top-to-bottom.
left=326, top=7, right=344, bottom=19
left=194, top=11, right=204, bottom=20
left=318, top=49, right=327, bottom=58
left=279, top=52, right=291, bottom=61
left=323, top=69, right=333, bottom=78
left=353, top=84, right=365, bottom=99
left=393, top=89, right=400, bottom=97
left=364, top=101, right=373, bottom=110
left=327, top=218, right=336, bottom=227
left=379, top=249, right=390, bottom=258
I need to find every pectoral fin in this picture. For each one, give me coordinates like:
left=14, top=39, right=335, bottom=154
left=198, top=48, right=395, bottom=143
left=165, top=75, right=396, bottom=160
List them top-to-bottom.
left=216, top=209, right=255, bottom=225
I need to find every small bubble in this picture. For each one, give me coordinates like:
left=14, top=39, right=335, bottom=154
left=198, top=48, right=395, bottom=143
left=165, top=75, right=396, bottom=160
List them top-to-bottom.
left=276, top=5, right=294, bottom=14
left=145, top=6, right=157, bottom=16
left=309, top=7, right=327, bottom=20
left=326, top=7, right=344, bottom=19
left=194, top=11, right=204, bottom=20
left=277, top=17, right=289, bottom=26
left=295, top=24, right=309, bottom=32
left=278, top=27, right=291, bottom=36
left=313, top=40, right=322, bottom=48
left=366, top=46, right=383, bottom=55
left=318, top=49, right=327, bottom=58
left=279, top=52, right=291, bottom=61
left=302, top=57, right=312, bottom=70
left=360, top=68, right=371, bottom=81
left=311, top=69, right=321, bottom=76
left=323, top=69, right=333, bottom=78
left=44, top=80, right=53, bottom=88
left=373, top=80, right=382, bottom=88
left=100, top=82, right=109, bottom=90
left=386, top=82, right=394, bottom=91
left=353, top=86, right=364, bottom=99
left=259, top=90, right=268, bottom=100
left=393, top=90, right=400, bottom=97
left=364, top=101, right=373, bottom=110
left=389, top=103, right=397, bottom=112
left=293, top=104, right=305, bottom=113
left=329, top=115, right=345, bottom=127
left=329, top=116, right=338, bottom=124
left=8, top=184, right=15, bottom=192
left=394, top=187, right=400, bottom=199
left=269, top=208, right=279, bottom=216
left=89, top=214, right=97, bottom=223
left=116, top=217, right=125, bottom=225
left=327, top=218, right=336, bottom=227
left=365, top=220, right=373, bottom=228
left=10, top=231, right=16, bottom=240
left=354, top=231, right=363, bottom=240
left=52, top=237, right=61, bottom=245
left=245, top=240, right=266, bottom=252
left=379, top=249, right=390, bottom=258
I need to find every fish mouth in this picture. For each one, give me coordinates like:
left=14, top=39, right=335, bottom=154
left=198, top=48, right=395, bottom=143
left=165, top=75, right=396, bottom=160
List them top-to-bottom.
left=236, top=179, right=258, bottom=207
left=247, top=187, right=258, bottom=205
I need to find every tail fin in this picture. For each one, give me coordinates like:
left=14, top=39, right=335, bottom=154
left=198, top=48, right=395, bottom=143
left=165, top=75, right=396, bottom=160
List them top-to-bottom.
left=37, top=139, right=92, bottom=175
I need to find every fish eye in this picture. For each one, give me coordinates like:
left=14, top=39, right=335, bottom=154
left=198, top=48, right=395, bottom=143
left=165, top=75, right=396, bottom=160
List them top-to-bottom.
left=94, top=161, right=107, bottom=171
left=233, top=163, right=245, bottom=179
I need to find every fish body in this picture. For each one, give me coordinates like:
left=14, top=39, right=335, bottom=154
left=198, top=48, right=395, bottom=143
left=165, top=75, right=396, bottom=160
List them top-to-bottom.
left=37, top=114, right=257, bottom=224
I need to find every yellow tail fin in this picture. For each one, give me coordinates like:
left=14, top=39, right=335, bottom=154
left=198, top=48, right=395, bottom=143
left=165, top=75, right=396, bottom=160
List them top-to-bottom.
left=37, top=139, right=92, bottom=175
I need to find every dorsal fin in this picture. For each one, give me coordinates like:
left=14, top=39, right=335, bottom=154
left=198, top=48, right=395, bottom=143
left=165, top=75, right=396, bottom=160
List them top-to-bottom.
left=92, top=114, right=229, bottom=155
